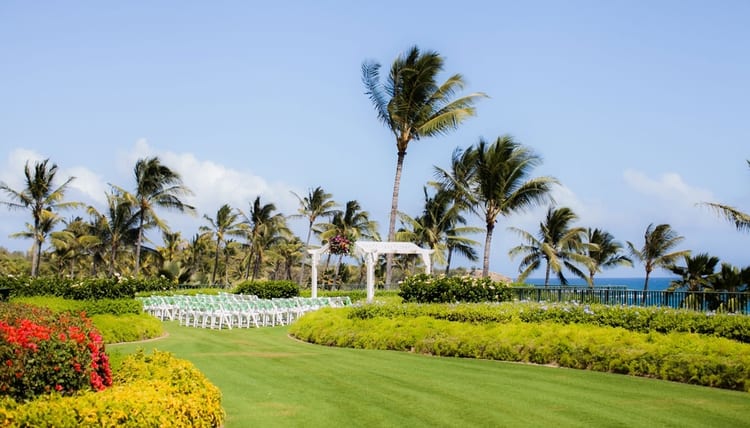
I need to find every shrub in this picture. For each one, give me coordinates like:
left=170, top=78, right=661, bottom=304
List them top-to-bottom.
left=399, top=274, right=513, bottom=303
left=6, top=276, right=176, bottom=300
left=233, top=280, right=300, bottom=299
left=348, top=302, right=750, bottom=343
left=0, top=303, right=112, bottom=401
left=290, top=308, right=750, bottom=391
left=90, top=314, right=164, bottom=344
left=0, top=350, right=224, bottom=427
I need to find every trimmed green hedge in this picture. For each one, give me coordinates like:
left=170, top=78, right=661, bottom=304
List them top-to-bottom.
left=399, top=274, right=513, bottom=303
left=3, top=276, right=176, bottom=300
left=233, top=280, right=299, bottom=299
left=12, top=296, right=143, bottom=316
left=348, top=302, right=750, bottom=343
left=290, top=308, right=750, bottom=392
left=0, top=349, right=224, bottom=427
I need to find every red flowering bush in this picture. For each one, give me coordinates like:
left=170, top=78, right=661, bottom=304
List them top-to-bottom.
left=328, top=234, right=354, bottom=256
left=0, top=303, right=112, bottom=401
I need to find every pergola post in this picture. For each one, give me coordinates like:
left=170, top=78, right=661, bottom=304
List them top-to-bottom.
left=365, top=252, right=376, bottom=303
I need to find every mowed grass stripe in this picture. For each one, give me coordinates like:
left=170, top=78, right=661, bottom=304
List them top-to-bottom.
left=110, top=322, right=750, bottom=428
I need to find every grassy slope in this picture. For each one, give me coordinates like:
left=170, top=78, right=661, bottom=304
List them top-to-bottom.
left=110, top=322, right=750, bottom=428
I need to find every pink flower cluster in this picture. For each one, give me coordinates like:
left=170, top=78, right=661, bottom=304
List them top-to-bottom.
left=329, top=234, right=353, bottom=255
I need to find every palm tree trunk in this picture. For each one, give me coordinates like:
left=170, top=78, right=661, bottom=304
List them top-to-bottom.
left=386, top=150, right=407, bottom=288
left=134, top=213, right=144, bottom=276
left=482, top=222, right=495, bottom=278
left=298, top=224, right=313, bottom=284
left=31, top=239, right=42, bottom=277
left=211, top=239, right=221, bottom=285
left=109, top=244, right=117, bottom=277
left=445, top=248, right=454, bottom=276
left=333, top=254, right=343, bottom=287
left=544, top=262, right=551, bottom=288
left=642, top=269, right=651, bottom=305
left=588, top=271, right=595, bottom=289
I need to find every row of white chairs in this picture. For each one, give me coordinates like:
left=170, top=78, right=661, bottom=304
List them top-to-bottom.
left=138, top=294, right=351, bottom=330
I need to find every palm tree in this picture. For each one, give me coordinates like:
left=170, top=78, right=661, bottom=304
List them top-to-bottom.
left=363, top=45, right=486, bottom=285
left=463, top=136, right=557, bottom=277
left=432, top=148, right=481, bottom=275
left=115, top=157, right=195, bottom=276
left=0, top=159, right=80, bottom=276
left=701, top=160, right=750, bottom=232
left=291, top=186, right=338, bottom=284
left=397, top=187, right=480, bottom=272
left=87, top=191, right=141, bottom=277
left=240, top=196, right=288, bottom=280
left=320, top=200, right=379, bottom=285
left=200, top=204, right=244, bottom=285
left=508, top=206, right=589, bottom=286
left=10, top=211, right=62, bottom=276
left=49, top=216, right=100, bottom=277
left=627, top=223, right=690, bottom=300
left=583, top=228, right=633, bottom=287
left=667, top=253, right=719, bottom=292
left=710, top=262, right=750, bottom=292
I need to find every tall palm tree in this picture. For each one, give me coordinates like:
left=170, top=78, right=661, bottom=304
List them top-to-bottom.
left=363, top=45, right=486, bottom=285
left=463, top=136, right=557, bottom=277
left=115, top=157, right=195, bottom=276
left=0, top=159, right=80, bottom=276
left=701, top=160, right=750, bottom=232
left=291, top=186, right=338, bottom=284
left=87, top=191, right=141, bottom=277
left=239, top=196, right=288, bottom=280
left=201, top=204, right=244, bottom=285
left=509, top=206, right=589, bottom=286
left=10, top=211, right=62, bottom=276
left=627, top=223, right=690, bottom=299
left=583, top=228, right=633, bottom=287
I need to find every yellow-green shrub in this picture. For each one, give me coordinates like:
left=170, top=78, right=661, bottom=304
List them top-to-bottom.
left=291, top=308, right=750, bottom=391
left=90, top=314, right=163, bottom=344
left=0, top=350, right=224, bottom=427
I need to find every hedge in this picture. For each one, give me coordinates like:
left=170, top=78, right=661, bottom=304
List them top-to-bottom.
left=398, top=274, right=513, bottom=303
left=2, top=276, right=176, bottom=300
left=233, top=280, right=299, bottom=299
left=348, top=302, right=750, bottom=343
left=290, top=308, right=750, bottom=392
left=0, top=349, right=224, bottom=427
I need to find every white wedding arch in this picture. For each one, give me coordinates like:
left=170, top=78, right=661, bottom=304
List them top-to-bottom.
left=307, top=241, right=434, bottom=303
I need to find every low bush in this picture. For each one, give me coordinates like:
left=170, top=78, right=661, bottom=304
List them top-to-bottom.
left=399, top=274, right=513, bottom=303
left=4, top=276, right=176, bottom=300
left=233, top=280, right=299, bottom=299
left=12, top=296, right=142, bottom=316
left=348, top=302, right=750, bottom=343
left=0, top=303, right=112, bottom=401
left=291, top=308, right=750, bottom=391
left=90, top=314, right=164, bottom=344
left=0, top=349, right=224, bottom=427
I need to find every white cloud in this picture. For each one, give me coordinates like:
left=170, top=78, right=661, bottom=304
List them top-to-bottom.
left=623, top=169, right=714, bottom=206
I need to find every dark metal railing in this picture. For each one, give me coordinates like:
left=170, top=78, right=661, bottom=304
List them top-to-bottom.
left=509, top=287, right=750, bottom=314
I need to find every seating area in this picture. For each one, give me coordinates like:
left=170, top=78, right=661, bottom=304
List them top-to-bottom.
left=139, top=293, right=352, bottom=330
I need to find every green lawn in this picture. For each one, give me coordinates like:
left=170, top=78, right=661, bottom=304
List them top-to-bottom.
left=110, top=322, right=750, bottom=428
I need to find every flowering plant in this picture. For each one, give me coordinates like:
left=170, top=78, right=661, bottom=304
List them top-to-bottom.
left=328, top=234, right=355, bottom=256
left=0, top=303, right=112, bottom=401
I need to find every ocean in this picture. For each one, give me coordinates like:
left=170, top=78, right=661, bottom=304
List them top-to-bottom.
left=525, top=277, right=677, bottom=291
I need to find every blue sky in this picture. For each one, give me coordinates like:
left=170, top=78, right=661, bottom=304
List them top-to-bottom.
left=1, top=1, right=748, bottom=279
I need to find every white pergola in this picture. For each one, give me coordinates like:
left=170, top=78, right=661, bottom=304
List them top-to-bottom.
left=308, top=241, right=434, bottom=303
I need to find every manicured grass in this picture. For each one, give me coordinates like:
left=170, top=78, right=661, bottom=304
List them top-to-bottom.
left=110, top=322, right=750, bottom=427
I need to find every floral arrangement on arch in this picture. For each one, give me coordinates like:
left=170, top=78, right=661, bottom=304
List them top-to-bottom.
left=328, top=233, right=355, bottom=256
